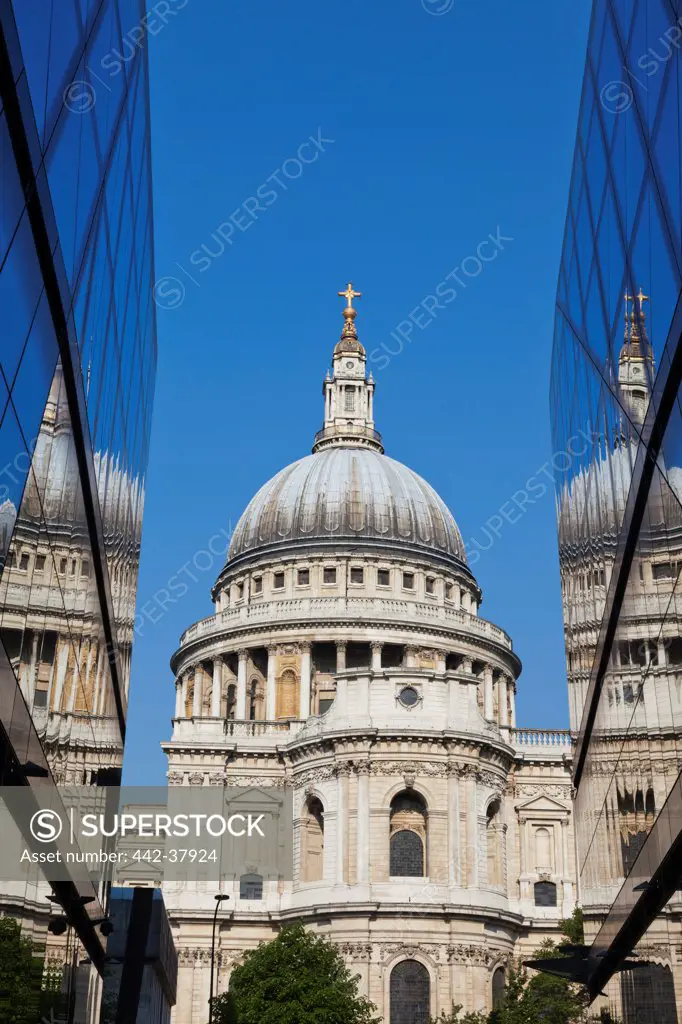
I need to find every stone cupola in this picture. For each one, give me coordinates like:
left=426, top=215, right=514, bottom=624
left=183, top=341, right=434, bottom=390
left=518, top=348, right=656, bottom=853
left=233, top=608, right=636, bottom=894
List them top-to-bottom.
left=312, top=282, right=383, bottom=453
left=618, top=289, right=654, bottom=427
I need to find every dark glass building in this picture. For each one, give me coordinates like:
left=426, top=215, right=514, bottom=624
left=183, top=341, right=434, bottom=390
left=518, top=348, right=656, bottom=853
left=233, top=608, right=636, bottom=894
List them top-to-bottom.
left=0, top=0, right=156, bottom=1019
left=550, top=0, right=682, bottom=1017
left=103, top=888, right=178, bottom=1024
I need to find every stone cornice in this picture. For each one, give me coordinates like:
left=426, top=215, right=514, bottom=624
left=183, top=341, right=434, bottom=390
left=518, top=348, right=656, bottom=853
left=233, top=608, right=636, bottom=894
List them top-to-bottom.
left=168, top=752, right=511, bottom=792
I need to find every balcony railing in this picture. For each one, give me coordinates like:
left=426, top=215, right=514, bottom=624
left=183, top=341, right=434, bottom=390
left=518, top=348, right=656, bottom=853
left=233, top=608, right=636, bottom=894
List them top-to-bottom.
left=313, top=424, right=383, bottom=446
left=179, top=596, right=513, bottom=649
left=510, top=727, right=573, bottom=750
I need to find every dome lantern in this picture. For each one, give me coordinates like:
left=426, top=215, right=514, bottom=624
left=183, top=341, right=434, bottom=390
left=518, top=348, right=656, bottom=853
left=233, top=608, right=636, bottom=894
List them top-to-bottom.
left=313, top=282, right=384, bottom=454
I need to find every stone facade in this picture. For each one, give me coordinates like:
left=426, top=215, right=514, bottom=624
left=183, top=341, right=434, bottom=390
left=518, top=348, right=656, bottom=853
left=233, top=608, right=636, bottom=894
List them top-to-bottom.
left=161, top=290, right=575, bottom=1022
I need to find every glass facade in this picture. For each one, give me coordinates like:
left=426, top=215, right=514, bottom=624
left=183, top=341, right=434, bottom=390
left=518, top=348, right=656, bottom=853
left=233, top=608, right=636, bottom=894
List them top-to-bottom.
left=0, top=0, right=155, bottom=1019
left=550, top=0, right=682, bottom=1015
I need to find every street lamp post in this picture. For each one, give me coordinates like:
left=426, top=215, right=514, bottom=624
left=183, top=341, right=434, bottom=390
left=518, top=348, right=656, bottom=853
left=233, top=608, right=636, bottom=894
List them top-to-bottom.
left=209, top=894, right=230, bottom=1023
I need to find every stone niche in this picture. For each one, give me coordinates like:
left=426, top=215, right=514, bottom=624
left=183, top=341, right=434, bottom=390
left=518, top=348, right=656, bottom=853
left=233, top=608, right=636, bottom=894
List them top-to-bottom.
left=276, top=645, right=301, bottom=719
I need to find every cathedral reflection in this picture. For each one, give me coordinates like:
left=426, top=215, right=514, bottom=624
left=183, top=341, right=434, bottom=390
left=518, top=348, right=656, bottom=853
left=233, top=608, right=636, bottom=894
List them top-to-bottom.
left=558, top=294, right=682, bottom=1018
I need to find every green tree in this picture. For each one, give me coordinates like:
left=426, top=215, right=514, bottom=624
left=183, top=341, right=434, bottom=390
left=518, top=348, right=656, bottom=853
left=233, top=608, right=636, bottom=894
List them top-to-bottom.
left=559, top=908, right=584, bottom=946
left=467, top=911, right=591, bottom=1024
left=0, top=917, right=44, bottom=1024
left=493, top=918, right=588, bottom=1024
left=212, top=923, right=380, bottom=1024
left=504, top=942, right=586, bottom=1024
left=211, top=989, right=239, bottom=1024
left=429, top=1004, right=488, bottom=1024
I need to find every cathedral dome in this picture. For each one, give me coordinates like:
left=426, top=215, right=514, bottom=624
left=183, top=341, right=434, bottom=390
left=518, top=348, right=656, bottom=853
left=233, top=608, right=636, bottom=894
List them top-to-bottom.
left=227, top=447, right=467, bottom=568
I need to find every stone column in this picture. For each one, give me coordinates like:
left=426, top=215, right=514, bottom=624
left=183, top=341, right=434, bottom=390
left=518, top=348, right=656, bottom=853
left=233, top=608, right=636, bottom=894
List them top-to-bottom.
left=27, top=631, right=39, bottom=705
left=84, top=639, right=97, bottom=711
left=336, top=640, right=347, bottom=672
left=370, top=642, right=382, bottom=671
left=299, top=644, right=312, bottom=719
left=93, top=645, right=106, bottom=716
left=405, top=646, right=417, bottom=668
left=266, top=647, right=277, bottom=720
left=68, top=650, right=79, bottom=712
left=236, top=650, right=248, bottom=719
left=211, top=657, right=222, bottom=717
left=192, top=664, right=202, bottom=718
left=483, top=665, right=494, bottom=721
left=642, top=666, right=659, bottom=729
left=180, top=672, right=188, bottom=718
left=498, top=674, right=509, bottom=733
left=175, top=678, right=183, bottom=718
left=509, top=680, right=517, bottom=728
left=356, top=764, right=370, bottom=884
left=336, top=766, right=347, bottom=884
left=448, top=768, right=460, bottom=885
left=467, top=774, right=478, bottom=887
left=561, top=819, right=571, bottom=904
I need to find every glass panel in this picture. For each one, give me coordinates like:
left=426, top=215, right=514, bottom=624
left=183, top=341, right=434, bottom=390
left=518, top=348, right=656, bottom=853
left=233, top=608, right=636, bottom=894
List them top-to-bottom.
left=552, top=0, right=682, bottom=1009
left=0, top=1, right=157, bottom=1010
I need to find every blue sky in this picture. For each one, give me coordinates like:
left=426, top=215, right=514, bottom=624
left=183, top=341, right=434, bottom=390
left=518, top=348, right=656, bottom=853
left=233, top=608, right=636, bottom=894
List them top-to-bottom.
left=123, top=0, right=593, bottom=784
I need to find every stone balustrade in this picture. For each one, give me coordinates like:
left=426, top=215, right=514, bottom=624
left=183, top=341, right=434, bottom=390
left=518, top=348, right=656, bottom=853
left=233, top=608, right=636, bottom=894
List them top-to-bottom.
left=179, top=596, right=513, bottom=649
left=510, top=728, right=573, bottom=750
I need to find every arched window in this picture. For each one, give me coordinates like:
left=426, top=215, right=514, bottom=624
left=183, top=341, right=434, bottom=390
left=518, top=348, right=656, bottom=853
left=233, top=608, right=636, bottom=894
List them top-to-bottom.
left=226, top=683, right=236, bottom=720
left=390, top=792, right=427, bottom=877
left=301, top=796, right=324, bottom=882
left=535, top=826, right=552, bottom=871
left=390, top=830, right=423, bottom=877
left=239, top=873, right=263, bottom=900
left=534, top=880, right=557, bottom=907
left=390, top=960, right=429, bottom=1024
left=621, top=962, right=678, bottom=1024
left=492, top=967, right=505, bottom=1008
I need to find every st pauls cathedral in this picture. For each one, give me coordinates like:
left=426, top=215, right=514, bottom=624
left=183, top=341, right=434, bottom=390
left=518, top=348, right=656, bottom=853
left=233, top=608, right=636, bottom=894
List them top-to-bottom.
left=161, top=285, right=577, bottom=1023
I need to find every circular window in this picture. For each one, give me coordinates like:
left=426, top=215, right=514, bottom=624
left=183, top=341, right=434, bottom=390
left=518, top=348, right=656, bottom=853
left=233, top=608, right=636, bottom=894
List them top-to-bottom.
left=345, top=360, right=354, bottom=368
left=398, top=686, right=419, bottom=708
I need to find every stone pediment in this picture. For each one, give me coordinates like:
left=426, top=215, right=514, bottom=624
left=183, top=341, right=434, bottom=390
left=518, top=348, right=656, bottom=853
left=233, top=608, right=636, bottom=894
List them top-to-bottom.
left=516, top=793, right=569, bottom=815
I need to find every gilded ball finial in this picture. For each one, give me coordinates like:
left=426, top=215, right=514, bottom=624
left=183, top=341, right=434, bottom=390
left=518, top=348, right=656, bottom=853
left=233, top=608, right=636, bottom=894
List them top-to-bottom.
left=336, top=281, right=362, bottom=343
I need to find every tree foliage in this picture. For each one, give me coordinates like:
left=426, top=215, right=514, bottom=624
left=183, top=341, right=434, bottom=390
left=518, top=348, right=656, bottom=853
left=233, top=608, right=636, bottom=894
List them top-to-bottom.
left=430, top=911, right=593, bottom=1024
left=0, top=917, right=45, bottom=1024
left=211, top=923, right=380, bottom=1024
left=429, top=1004, right=488, bottom=1024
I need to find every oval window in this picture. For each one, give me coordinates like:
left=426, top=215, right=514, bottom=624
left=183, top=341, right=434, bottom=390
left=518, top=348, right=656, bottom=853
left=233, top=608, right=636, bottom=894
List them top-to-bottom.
left=399, top=686, right=419, bottom=707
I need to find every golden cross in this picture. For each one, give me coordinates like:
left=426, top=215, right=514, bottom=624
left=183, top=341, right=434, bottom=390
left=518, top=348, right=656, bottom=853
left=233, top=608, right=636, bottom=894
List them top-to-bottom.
left=338, top=282, right=361, bottom=309
left=636, top=288, right=649, bottom=309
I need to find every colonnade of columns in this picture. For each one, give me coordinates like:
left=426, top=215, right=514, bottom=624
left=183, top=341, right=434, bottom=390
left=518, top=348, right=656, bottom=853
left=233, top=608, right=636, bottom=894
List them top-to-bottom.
left=28, top=631, right=113, bottom=717
left=174, top=641, right=516, bottom=730
left=477, top=661, right=515, bottom=733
